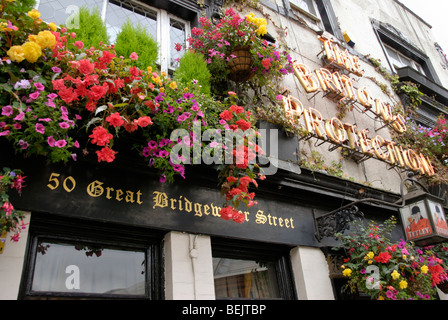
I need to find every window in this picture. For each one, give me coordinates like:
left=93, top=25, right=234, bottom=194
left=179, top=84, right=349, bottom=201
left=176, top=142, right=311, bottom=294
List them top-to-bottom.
left=36, top=0, right=190, bottom=72
left=289, top=0, right=317, bottom=16
left=372, top=19, right=439, bottom=83
left=384, top=44, right=425, bottom=75
left=20, top=213, right=164, bottom=300
left=212, top=238, right=297, bottom=300
left=32, top=240, right=146, bottom=296
left=213, top=258, right=281, bottom=299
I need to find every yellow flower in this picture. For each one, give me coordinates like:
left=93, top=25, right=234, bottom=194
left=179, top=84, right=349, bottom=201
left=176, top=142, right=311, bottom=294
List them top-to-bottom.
left=5, top=0, right=16, bottom=2
left=27, top=9, right=41, bottom=19
left=48, top=22, right=57, bottom=32
left=256, top=25, right=267, bottom=36
left=36, top=30, right=56, bottom=49
left=28, top=34, right=37, bottom=42
left=22, top=41, right=42, bottom=63
left=7, top=45, right=25, bottom=62
left=147, top=66, right=153, bottom=74
left=169, top=81, right=177, bottom=89
left=159, top=87, right=165, bottom=93
left=366, top=252, right=375, bottom=260
left=402, top=255, right=407, bottom=260
left=368, top=260, right=373, bottom=265
left=421, top=265, right=429, bottom=274
left=343, top=268, right=352, bottom=277
left=391, top=270, right=400, bottom=280
left=399, top=280, right=408, bottom=289
left=378, top=295, right=385, bottom=300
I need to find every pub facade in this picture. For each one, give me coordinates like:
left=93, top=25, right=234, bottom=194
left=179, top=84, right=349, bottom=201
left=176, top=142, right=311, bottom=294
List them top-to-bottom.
left=1, top=0, right=448, bottom=300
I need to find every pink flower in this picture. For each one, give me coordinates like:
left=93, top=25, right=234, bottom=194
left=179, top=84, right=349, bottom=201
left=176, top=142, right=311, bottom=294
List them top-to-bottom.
left=73, top=41, right=84, bottom=49
left=174, top=43, right=183, bottom=52
left=130, top=52, right=139, bottom=60
left=34, top=82, right=45, bottom=91
left=1, top=105, right=13, bottom=117
left=59, top=122, right=70, bottom=129
left=35, top=123, right=45, bottom=134
left=47, top=136, right=56, bottom=147
left=55, top=139, right=67, bottom=148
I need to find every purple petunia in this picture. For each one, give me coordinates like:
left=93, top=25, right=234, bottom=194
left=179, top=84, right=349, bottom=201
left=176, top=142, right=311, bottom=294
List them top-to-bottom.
left=1, top=105, right=13, bottom=117
left=35, top=123, right=45, bottom=134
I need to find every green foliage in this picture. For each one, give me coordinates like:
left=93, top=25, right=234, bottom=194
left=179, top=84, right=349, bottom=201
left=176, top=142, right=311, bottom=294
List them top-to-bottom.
left=4, top=0, right=36, bottom=14
left=67, top=6, right=109, bottom=49
left=114, top=19, right=158, bottom=70
left=173, top=51, right=211, bottom=96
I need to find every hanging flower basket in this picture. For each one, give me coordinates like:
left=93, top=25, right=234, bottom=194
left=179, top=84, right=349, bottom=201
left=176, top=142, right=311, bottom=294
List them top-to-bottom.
left=228, top=46, right=254, bottom=82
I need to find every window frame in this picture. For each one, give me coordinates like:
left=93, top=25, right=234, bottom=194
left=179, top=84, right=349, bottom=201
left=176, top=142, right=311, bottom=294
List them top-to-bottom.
left=35, top=0, right=191, bottom=73
left=372, top=19, right=441, bottom=84
left=19, top=213, right=165, bottom=300
left=211, top=237, right=297, bottom=300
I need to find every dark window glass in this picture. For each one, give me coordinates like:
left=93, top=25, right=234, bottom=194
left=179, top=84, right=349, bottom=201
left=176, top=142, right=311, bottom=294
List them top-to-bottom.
left=31, top=240, right=146, bottom=296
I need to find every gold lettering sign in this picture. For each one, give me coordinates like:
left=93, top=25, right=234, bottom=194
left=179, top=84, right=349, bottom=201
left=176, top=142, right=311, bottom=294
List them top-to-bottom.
left=282, top=35, right=435, bottom=176
left=318, top=35, right=364, bottom=77
left=293, top=63, right=406, bottom=134
left=281, top=94, right=435, bottom=176
left=45, top=172, right=297, bottom=229
left=151, top=191, right=296, bottom=229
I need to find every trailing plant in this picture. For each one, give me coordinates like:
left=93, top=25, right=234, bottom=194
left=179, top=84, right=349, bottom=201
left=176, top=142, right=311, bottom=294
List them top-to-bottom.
left=0, top=1, right=266, bottom=228
left=182, top=8, right=293, bottom=101
left=0, top=167, right=27, bottom=242
left=335, top=216, right=447, bottom=300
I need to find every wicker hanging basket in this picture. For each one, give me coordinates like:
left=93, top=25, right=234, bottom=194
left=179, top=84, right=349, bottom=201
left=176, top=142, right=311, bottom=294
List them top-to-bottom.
left=228, top=46, right=254, bottom=82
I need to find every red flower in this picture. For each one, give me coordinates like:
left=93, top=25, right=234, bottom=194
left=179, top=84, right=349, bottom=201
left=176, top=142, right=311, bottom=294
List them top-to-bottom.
left=174, top=43, right=183, bottom=52
left=262, top=58, right=271, bottom=69
left=78, top=59, right=95, bottom=75
left=52, top=79, right=65, bottom=90
left=87, top=84, right=108, bottom=101
left=58, top=86, right=78, bottom=104
left=85, top=100, right=97, bottom=111
left=230, top=105, right=244, bottom=114
left=220, top=110, right=233, bottom=121
left=106, top=112, right=124, bottom=128
left=137, top=116, right=153, bottom=128
left=236, top=119, right=251, bottom=131
left=123, top=120, right=138, bottom=133
left=89, top=126, right=113, bottom=146
left=96, top=146, right=117, bottom=163
left=226, top=176, right=239, bottom=184
left=238, top=176, right=254, bottom=191
left=226, top=188, right=243, bottom=201
left=220, top=206, right=237, bottom=221
left=233, top=212, right=245, bottom=224
left=374, top=251, right=392, bottom=264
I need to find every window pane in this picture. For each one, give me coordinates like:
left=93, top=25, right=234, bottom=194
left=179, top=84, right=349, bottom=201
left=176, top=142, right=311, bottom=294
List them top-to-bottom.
left=38, top=0, right=103, bottom=26
left=106, top=0, right=157, bottom=44
left=290, top=0, right=316, bottom=15
left=170, top=19, right=186, bottom=69
left=32, top=241, right=146, bottom=296
left=213, top=258, right=280, bottom=299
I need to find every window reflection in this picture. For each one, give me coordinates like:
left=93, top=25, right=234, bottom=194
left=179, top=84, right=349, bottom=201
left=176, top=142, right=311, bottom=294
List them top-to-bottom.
left=32, top=241, right=146, bottom=296
left=213, top=258, right=280, bottom=299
